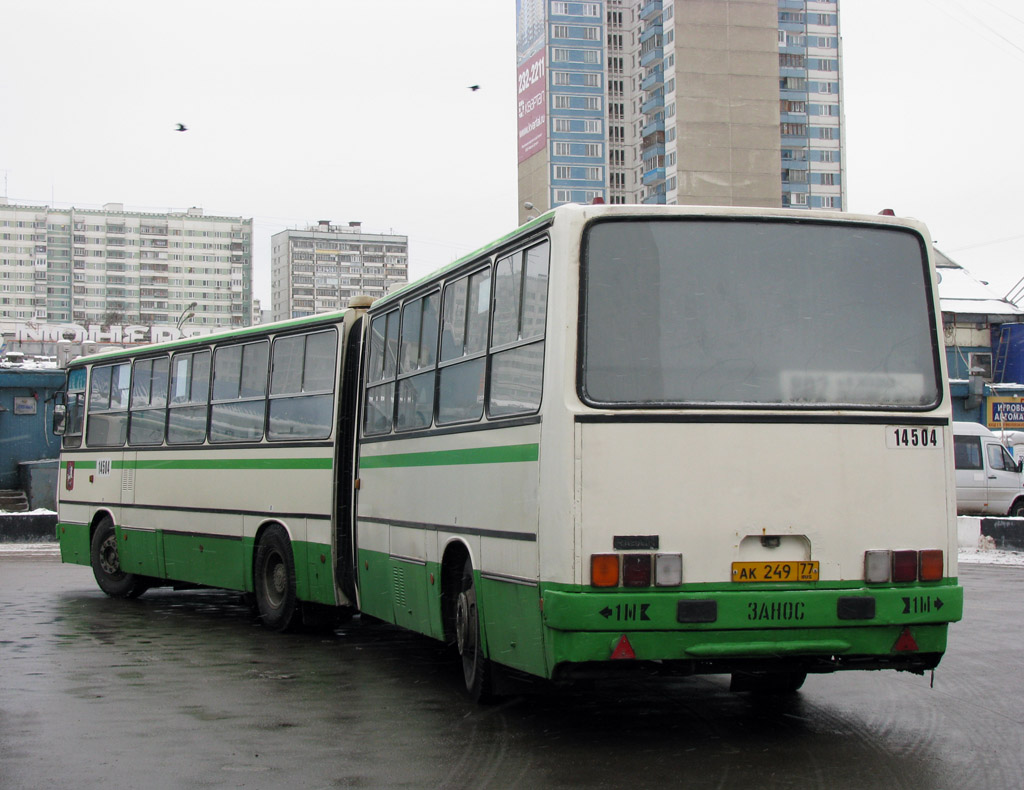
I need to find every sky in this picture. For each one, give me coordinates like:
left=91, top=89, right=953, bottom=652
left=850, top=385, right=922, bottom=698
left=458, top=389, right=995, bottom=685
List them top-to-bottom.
left=2, top=0, right=1023, bottom=309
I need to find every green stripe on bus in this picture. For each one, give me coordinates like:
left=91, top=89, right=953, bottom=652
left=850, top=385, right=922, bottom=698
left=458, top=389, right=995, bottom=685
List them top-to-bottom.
left=360, top=443, right=539, bottom=469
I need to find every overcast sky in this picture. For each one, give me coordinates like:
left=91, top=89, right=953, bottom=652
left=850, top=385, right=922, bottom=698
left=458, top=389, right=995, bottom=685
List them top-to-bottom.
left=2, top=0, right=1022, bottom=308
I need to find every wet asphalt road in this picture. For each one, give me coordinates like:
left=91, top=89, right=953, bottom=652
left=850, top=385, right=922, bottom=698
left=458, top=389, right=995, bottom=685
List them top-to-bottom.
left=1, top=553, right=1022, bottom=790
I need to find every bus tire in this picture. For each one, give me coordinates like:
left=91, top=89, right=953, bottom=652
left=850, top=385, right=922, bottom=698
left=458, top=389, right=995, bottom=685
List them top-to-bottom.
left=1010, top=499, right=1024, bottom=518
left=90, top=516, right=149, bottom=599
left=254, top=525, right=299, bottom=631
left=455, top=557, right=496, bottom=703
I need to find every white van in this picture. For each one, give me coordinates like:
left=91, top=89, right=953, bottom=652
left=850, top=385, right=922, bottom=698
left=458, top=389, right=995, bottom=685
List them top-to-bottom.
left=953, top=421, right=1024, bottom=516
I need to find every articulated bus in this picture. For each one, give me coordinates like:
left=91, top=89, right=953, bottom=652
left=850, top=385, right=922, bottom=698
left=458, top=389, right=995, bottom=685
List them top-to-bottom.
left=55, top=205, right=963, bottom=700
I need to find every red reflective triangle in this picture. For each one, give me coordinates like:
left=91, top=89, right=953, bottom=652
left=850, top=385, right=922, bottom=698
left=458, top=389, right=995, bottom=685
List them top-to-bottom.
left=893, top=627, right=919, bottom=652
left=610, top=634, right=636, bottom=660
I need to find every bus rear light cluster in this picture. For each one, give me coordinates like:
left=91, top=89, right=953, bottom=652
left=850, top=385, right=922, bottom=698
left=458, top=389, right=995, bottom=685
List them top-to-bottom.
left=864, top=549, right=943, bottom=583
left=591, top=553, right=682, bottom=588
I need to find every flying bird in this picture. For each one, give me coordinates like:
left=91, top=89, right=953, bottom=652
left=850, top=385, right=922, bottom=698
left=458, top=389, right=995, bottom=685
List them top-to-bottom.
left=468, top=85, right=480, bottom=91
left=176, top=123, right=188, bottom=132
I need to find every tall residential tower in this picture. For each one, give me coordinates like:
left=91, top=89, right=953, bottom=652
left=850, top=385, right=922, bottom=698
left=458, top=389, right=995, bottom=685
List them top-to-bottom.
left=516, top=0, right=844, bottom=221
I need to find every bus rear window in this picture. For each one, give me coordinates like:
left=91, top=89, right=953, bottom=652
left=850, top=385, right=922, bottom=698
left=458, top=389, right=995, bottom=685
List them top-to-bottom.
left=580, top=219, right=940, bottom=410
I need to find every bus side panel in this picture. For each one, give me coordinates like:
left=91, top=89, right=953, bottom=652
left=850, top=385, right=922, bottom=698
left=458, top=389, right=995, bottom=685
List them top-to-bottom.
left=56, top=519, right=91, bottom=566
left=118, top=527, right=163, bottom=578
left=162, top=532, right=245, bottom=591
left=301, top=538, right=337, bottom=606
left=356, top=546, right=398, bottom=624
left=389, top=557, right=433, bottom=633
left=478, top=577, right=547, bottom=677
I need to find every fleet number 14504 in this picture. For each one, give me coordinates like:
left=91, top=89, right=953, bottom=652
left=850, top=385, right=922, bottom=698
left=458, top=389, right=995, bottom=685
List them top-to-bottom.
left=887, top=426, right=942, bottom=449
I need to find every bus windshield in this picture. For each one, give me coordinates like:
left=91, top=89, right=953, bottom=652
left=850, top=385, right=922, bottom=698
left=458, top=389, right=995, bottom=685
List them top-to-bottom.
left=580, top=218, right=941, bottom=409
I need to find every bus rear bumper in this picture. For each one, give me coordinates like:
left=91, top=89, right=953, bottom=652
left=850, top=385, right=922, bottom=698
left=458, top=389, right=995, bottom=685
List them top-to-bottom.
left=540, top=583, right=962, bottom=679
left=546, top=624, right=950, bottom=681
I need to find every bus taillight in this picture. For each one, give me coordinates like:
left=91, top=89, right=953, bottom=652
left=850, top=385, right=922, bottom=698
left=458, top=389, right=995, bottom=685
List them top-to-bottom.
left=865, top=549, right=944, bottom=583
left=864, top=550, right=892, bottom=583
left=892, top=550, right=919, bottom=582
left=919, top=550, right=944, bottom=581
left=591, top=553, right=683, bottom=587
left=654, top=553, right=683, bottom=586
left=591, top=554, right=619, bottom=587
left=622, top=554, right=652, bottom=587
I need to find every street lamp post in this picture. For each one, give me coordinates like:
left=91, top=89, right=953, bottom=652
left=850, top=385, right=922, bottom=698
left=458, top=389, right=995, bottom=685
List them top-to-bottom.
left=176, top=302, right=198, bottom=337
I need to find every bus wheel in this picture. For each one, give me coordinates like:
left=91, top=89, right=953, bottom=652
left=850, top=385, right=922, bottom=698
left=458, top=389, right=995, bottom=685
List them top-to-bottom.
left=1010, top=500, right=1024, bottom=518
left=90, top=517, right=148, bottom=599
left=254, top=526, right=299, bottom=631
left=454, top=557, right=495, bottom=702
left=730, top=671, right=807, bottom=694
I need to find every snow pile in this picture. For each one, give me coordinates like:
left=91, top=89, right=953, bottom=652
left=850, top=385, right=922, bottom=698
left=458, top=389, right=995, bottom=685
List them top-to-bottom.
left=957, top=547, right=1024, bottom=566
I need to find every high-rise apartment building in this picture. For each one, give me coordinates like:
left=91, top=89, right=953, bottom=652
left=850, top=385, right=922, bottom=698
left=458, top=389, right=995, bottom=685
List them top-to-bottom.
left=516, top=0, right=844, bottom=221
left=778, top=0, right=844, bottom=209
left=0, top=200, right=253, bottom=327
left=270, top=222, right=408, bottom=322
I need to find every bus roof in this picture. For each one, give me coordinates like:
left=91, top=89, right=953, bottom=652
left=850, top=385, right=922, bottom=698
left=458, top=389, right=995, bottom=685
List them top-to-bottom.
left=369, top=203, right=929, bottom=310
left=66, top=308, right=356, bottom=368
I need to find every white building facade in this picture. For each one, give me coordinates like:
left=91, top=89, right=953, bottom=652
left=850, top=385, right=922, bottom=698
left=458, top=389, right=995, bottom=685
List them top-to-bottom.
left=0, top=200, right=253, bottom=328
left=270, top=222, right=409, bottom=322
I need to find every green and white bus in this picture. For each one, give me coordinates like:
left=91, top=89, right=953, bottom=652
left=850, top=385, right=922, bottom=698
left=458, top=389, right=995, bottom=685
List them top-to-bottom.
left=56, top=204, right=964, bottom=699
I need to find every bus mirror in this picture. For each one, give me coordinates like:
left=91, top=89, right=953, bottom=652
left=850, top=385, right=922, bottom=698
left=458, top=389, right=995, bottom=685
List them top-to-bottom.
left=52, top=392, right=67, bottom=436
left=1017, top=459, right=1023, bottom=475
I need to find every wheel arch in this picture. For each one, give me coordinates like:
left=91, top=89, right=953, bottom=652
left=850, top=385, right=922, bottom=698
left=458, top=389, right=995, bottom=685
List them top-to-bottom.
left=88, top=508, right=117, bottom=540
left=250, top=518, right=291, bottom=590
left=440, top=538, right=472, bottom=644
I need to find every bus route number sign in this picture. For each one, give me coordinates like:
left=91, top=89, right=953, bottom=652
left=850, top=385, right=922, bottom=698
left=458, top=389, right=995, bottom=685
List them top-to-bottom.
left=732, top=561, right=819, bottom=583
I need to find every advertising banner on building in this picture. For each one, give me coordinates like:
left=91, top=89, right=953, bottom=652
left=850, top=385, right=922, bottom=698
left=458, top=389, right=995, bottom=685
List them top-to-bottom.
left=517, top=0, right=547, bottom=163
left=987, top=396, right=1024, bottom=429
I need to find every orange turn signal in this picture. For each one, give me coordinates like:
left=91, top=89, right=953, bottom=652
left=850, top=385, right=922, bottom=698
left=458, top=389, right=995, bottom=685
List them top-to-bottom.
left=919, top=549, right=943, bottom=581
left=591, top=554, right=620, bottom=587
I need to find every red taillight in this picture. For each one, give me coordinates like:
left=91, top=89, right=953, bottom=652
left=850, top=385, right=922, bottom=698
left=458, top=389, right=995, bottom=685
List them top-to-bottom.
left=919, top=549, right=944, bottom=581
left=892, top=550, right=918, bottom=582
left=591, top=554, right=619, bottom=587
left=622, top=554, right=652, bottom=587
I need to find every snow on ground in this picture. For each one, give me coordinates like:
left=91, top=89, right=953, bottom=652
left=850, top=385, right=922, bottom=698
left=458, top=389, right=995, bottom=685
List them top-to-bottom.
left=0, top=542, right=60, bottom=557
left=956, top=548, right=1024, bottom=566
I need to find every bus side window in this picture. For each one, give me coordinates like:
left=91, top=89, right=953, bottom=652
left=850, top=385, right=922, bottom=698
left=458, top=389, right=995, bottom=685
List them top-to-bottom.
left=488, top=241, right=549, bottom=417
left=438, top=268, right=490, bottom=425
left=396, top=291, right=439, bottom=432
left=364, top=311, right=398, bottom=436
left=268, top=330, right=337, bottom=440
left=210, top=341, right=269, bottom=443
left=167, top=350, right=211, bottom=445
left=129, top=356, right=169, bottom=446
left=86, top=362, right=130, bottom=447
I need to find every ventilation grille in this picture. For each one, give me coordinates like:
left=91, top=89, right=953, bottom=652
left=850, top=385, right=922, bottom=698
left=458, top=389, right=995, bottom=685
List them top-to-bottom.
left=392, top=565, right=407, bottom=608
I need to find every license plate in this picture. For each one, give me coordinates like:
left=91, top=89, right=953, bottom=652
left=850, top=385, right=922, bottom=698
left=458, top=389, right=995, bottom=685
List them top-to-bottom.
left=732, top=561, right=819, bottom=583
